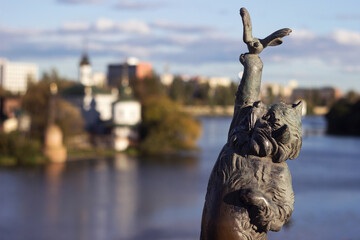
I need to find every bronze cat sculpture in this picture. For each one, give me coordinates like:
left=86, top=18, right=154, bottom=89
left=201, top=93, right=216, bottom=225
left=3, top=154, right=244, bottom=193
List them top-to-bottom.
left=200, top=8, right=302, bottom=240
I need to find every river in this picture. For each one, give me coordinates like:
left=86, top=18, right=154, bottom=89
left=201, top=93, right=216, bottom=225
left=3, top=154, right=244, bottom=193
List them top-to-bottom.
left=0, top=116, right=360, bottom=240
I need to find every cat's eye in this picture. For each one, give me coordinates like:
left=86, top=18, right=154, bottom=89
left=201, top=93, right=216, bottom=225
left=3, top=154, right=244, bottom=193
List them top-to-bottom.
left=264, top=111, right=281, bottom=127
left=268, top=112, right=276, bottom=121
left=262, top=114, right=270, bottom=121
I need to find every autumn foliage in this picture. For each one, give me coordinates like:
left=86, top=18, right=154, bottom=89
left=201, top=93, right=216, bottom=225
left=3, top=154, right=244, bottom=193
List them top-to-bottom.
left=139, top=95, right=201, bottom=155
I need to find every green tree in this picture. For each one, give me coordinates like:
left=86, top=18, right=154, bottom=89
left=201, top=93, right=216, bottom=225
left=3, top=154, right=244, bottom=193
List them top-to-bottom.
left=41, top=69, right=76, bottom=89
left=22, top=71, right=84, bottom=142
left=130, top=73, right=165, bottom=102
left=169, top=76, right=186, bottom=102
left=182, top=81, right=196, bottom=105
left=193, top=82, right=210, bottom=105
left=213, top=85, right=236, bottom=106
left=267, top=86, right=275, bottom=104
left=313, top=89, right=322, bottom=106
left=345, top=90, right=359, bottom=103
left=326, top=92, right=360, bottom=135
left=139, top=96, right=201, bottom=155
left=0, top=131, right=46, bottom=166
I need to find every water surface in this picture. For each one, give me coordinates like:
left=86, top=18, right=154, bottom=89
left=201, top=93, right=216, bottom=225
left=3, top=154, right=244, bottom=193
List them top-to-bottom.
left=0, top=116, right=360, bottom=239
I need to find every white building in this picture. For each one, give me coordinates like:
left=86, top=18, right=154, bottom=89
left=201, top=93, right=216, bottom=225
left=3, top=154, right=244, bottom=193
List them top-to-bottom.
left=79, top=53, right=106, bottom=87
left=79, top=54, right=92, bottom=86
left=0, top=58, right=38, bottom=94
left=160, top=63, right=174, bottom=86
left=92, top=72, right=106, bottom=88
left=160, top=73, right=174, bottom=86
left=195, top=76, right=232, bottom=89
left=208, top=77, right=232, bottom=89
left=261, top=79, right=299, bottom=101
left=63, top=85, right=119, bottom=134
left=83, top=87, right=119, bottom=121
left=112, top=99, right=142, bottom=151
left=113, top=100, right=141, bottom=126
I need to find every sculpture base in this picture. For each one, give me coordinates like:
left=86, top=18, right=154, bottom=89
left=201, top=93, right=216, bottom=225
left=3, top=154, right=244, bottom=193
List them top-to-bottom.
left=44, top=146, right=67, bottom=163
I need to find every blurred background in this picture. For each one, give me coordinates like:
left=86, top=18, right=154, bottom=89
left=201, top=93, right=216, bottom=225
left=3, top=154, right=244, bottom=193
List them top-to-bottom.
left=1, top=0, right=360, bottom=239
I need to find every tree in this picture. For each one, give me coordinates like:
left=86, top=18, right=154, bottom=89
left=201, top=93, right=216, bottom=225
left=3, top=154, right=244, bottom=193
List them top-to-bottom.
left=41, top=69, right=76, bottom=90
left=22, top=71, right=84, bottom=142
left=130, top=73, right=166, bottom=102
left=169, top=76, right=186, bottom=102
left=183, top=81, right=197, bottom=105
left=193, top=82, right=210, bottom=105
left=213, top=85, right=236, bottom=106
left=267, top=86, right=275, bottom=104
left=345, top=90, right=359, bottom=104
left=326, top=92, right=360, bottom=135
left=139, top=96, right=201, bottom=155
left=0, top=131, right=45, bottom=166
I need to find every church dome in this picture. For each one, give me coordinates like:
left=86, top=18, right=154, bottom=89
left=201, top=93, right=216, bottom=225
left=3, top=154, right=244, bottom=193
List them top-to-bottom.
left=79, top=53, right=90, bottom=66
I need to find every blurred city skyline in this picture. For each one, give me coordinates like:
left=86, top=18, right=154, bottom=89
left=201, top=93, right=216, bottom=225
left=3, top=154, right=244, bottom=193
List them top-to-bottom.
left=1, top=0, right=360, bottom=92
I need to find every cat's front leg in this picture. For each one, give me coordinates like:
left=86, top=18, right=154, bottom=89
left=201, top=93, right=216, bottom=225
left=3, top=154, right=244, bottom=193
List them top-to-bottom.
left=239, top=188, right=292, bottom=232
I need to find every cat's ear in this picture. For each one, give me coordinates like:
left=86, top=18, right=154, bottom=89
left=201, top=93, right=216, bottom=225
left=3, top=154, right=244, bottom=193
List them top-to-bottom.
left=292, top=100, right=303, bottom=116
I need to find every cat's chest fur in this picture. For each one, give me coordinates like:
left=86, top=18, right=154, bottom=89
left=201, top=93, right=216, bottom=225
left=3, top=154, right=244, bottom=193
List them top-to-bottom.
left=215, top=146, right=291, bottom=192
left=227, top=154, right=288, bottom=191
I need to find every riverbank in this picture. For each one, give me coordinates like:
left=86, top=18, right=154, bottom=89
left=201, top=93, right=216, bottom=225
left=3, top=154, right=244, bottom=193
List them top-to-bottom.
left=183, top=105, right=234, bottom=116
left=183, top=105, right=329, bottom=116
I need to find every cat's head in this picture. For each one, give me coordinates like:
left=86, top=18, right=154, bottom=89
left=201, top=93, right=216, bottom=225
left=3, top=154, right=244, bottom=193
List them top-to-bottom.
left=230, top=101, right=303, bottom=163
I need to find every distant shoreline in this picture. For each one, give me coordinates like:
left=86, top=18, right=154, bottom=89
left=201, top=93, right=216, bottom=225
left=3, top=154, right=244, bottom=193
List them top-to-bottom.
left=183, top=105, right=234, bottom=116
left=183, top=105, right=328, bottom=116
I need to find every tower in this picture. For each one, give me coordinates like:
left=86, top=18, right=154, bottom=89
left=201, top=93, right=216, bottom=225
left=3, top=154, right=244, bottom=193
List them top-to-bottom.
left=79, top=53, right=93, bottom=86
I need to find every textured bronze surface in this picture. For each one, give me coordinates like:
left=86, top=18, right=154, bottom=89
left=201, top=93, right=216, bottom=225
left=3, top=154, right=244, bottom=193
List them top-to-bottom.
left=200, top=8, right=302, bottom=240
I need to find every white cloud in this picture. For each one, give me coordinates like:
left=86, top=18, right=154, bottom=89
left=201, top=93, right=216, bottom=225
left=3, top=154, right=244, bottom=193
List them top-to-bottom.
left=58, top=0, right=102, bottom=4
left=116, top=0, right=165, bottom=10
left=3, top=18, right=360, bottom=92
left=93, top=18, right=150, bottom=34
left=94, top=18, right=115, bottom=31
left=117, top=19, right=151, bottom=34
left=152, top=20, right=213, bottom=33
left=61, top=21, right=90, bottom=31
left=0, top=26, right=43, bottom=36
left=290, top=29, right=316, bottom=40
left=331, top=29, right=360, bottom=46
left=168, top=34, right=200, bottom=45
left=88, top=42, right=106, bottom=51
left=111, top=44, right=151, bottom=57
left=344, top=65, right=360, bottom=73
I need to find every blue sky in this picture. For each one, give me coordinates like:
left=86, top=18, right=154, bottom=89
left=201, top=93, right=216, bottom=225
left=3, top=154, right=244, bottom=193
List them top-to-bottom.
left=1, top=0, right=360, bottom=92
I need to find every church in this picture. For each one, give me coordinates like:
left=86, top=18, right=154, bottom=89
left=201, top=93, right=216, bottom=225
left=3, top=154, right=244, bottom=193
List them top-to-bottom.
left=62, top=53, right=142, bottom=151
left=79, top=53, right=106, bottom=87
